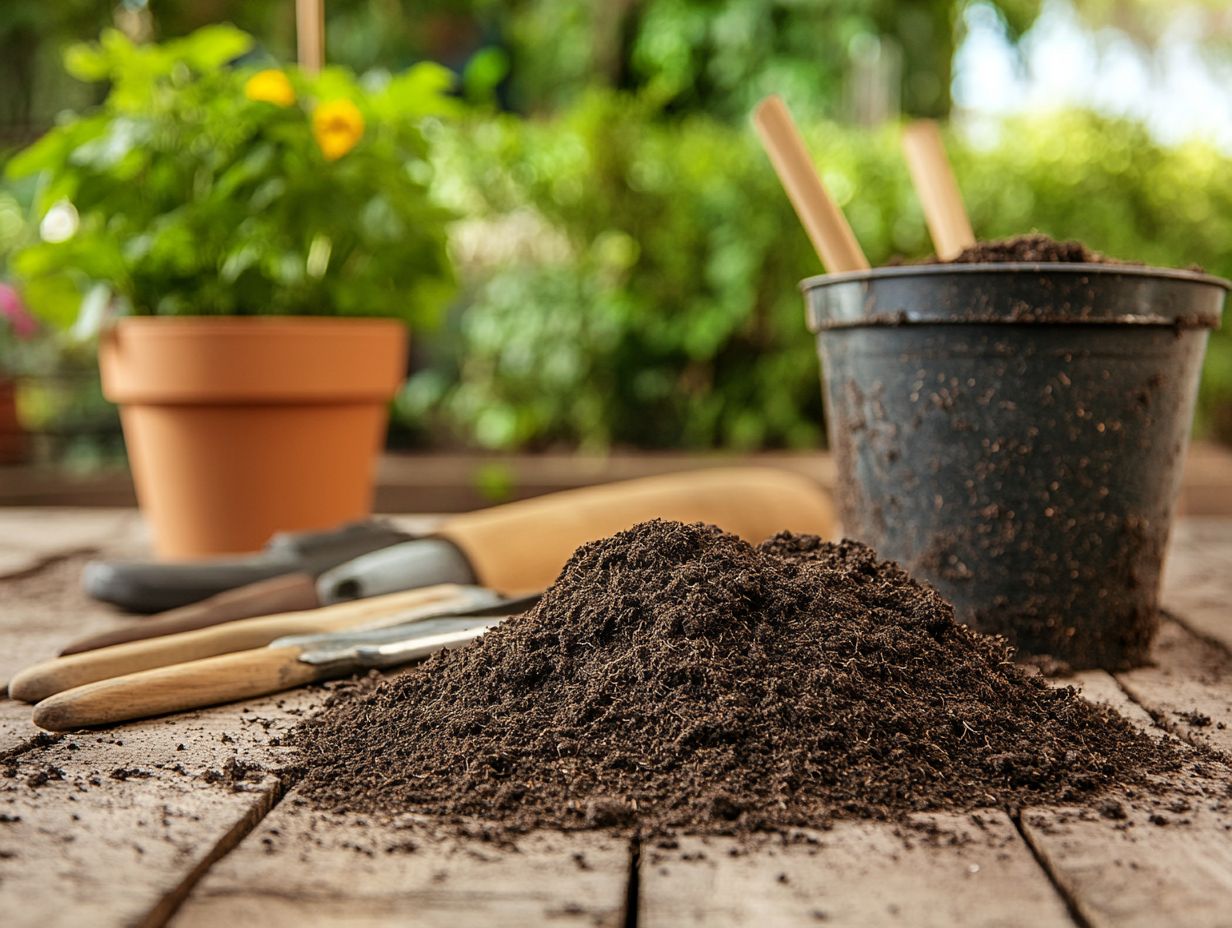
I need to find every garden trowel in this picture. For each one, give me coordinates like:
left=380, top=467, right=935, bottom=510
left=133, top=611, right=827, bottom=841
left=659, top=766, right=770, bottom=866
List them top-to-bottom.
left=31, top=592, right=541, bottom=731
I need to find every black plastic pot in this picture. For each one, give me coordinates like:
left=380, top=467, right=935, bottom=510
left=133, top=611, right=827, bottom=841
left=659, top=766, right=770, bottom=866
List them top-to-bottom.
left=803, top=263, right=1228, bottom=670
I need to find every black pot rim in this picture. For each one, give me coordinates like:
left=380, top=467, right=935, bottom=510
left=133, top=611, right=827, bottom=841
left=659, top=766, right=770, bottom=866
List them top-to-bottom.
left=800, top=262, right=1232, bottom=291
left=801, top=262, right=1230, bottom=331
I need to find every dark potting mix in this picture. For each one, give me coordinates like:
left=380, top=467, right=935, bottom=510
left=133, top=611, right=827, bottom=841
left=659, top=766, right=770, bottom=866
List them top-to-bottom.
left=920, top=230, right=1198, bottom=271
left=939, top=233, right=1111, bottom=265
left=293, top=520, right=1210, bottom=837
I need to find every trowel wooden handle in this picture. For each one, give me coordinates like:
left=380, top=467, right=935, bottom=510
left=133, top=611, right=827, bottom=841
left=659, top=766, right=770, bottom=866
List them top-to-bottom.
left=901, top=120, right=975, bottom=260
left=439, top=467, right=836, bottom=595
left=59, top=572, right=321, bottom=656
left=9, top=583, right=464, bottom=703
left=32, top=646, right=317, bottom=731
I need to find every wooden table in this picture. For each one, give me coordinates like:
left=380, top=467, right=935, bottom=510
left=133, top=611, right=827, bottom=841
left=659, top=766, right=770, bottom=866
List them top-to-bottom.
left=1, top=510, right=1230, bottom=928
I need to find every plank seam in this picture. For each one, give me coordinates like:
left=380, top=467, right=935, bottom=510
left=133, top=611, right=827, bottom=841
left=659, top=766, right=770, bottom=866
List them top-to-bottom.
left=0, top=546, right=99, bottom=583
left=1161, top=608, right=1232, bottom=660
left=1112, top=616, right=1229, bottom=752
left=1109, top=673, right=1190, bottom=740
left=137, top=768, right=302, bottom=928
left=1009, top=809, right=1092, bottom=928
left=622, top=835, right=640, bottom=928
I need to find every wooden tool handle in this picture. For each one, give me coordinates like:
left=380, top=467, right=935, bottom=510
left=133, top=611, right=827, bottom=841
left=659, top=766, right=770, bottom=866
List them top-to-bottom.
left=296, top=0, right=325, bottom=73
left=753, top=95, right=869, bottom=273
left=901, top=120, right=975, bottom=260
left=439, top=467, right=836, bottom=595
left=59, top=573, right=321, bottom=656
left=9, top=583, right=464, bottom=703
left=32, top=647, right=318, bottom=732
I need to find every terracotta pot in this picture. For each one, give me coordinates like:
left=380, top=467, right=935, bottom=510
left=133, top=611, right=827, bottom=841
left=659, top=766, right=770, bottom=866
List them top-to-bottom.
left=100, top=317, right=407, bottom=559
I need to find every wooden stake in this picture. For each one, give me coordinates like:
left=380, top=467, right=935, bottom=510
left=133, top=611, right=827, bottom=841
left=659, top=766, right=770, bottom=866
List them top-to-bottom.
left=296, top=0, right=325, bottom=73
left=752, top=95, right=870, bottom=273
left=901, top=120, right=975, bottom=260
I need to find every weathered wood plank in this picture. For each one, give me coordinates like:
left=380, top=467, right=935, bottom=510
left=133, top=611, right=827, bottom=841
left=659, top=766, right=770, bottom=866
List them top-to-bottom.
left=0, top=508, right=144, bottom=578
left=1160, top=518, right=1232, bottom=654
left=0, top=553, right=153, bottom=753
left=1019, top=618, right=1232, bottom=928
left=1117, top=620, right=1232, bottom=754
left=1067, top=671, right=1159, bottom=732
left=0, top=685, right=321, bottom=928
left=0, top=699, right=49, bottom=761
left=1019, top=783, right=1232, bottom=928
left=170, top=792, right=630, bottom=928
left=637, top=812, right=1075, bottom=927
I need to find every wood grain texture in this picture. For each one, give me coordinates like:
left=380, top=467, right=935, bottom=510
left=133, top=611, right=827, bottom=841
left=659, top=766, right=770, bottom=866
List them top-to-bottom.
left=0, top=509, right=144, bottom=579
left=1160, top=518, right=1232, bottom=653
left=1, top=554, right=141, bottom=754
left=1021, top=610, right=1232, bottom=928
left=1116, top=619, right=1232, bottom=753
left=1067, top=671, right=1159, bottom=733
left=0, top=685, right=321, bottom=928
left=0, top=699, right=46, bottom=759
left=1019, top=781, right=1232, bottom=928
left=170, top=791, right=630, bottom=928
left=638, top=812, right=1075, bottom=927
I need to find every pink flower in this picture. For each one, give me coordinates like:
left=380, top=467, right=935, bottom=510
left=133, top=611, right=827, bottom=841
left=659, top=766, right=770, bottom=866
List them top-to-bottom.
left=0, top=284, right=38, bottom=339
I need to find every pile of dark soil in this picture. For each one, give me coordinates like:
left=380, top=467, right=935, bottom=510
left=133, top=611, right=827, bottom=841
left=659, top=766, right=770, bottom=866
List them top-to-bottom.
left=293, top=520, right=1193, bottom=836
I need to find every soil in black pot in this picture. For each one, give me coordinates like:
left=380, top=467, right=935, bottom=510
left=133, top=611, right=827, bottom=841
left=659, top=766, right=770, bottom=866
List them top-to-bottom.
left=941, top=233, right=1111, bottom=265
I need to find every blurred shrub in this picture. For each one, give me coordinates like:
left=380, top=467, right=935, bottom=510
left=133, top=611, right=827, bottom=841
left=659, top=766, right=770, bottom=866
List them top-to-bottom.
left=406, top=97, right=1232, bottom=449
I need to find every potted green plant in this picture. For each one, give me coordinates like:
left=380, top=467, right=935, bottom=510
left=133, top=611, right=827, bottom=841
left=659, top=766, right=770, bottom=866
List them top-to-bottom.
left=7, top=26, right=458, bottom=557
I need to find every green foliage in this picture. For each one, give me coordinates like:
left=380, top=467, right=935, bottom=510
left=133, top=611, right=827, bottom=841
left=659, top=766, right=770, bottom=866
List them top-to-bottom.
left=505, top=0, right=1044, bottom=120
left=7, top=26, right=459, bottom=326
left=410, top=92, right=918, bottom=451
left=408, top=97, right=1232, bottom=450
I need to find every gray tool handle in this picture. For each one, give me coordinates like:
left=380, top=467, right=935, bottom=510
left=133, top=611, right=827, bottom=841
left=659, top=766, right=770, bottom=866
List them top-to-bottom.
left=84, top=520, right=414, bottom=613
left=316, top=538, right=476, bottom=604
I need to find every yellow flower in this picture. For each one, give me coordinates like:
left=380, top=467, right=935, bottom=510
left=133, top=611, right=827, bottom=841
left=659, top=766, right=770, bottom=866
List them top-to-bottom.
left=244, top=69, right=296, bottom=107
left=313, top=100, right=365, bottom=161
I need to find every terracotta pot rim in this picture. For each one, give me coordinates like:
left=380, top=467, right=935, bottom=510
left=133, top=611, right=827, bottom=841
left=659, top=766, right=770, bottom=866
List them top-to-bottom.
left=100, top=314, right=409, bottom=405
left=109, top=315, right=406, bottom=330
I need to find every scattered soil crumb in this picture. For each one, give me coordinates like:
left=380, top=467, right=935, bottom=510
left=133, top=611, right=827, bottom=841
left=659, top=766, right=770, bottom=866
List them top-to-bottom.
left=292, top=521, right=1218, bottom=840
left=1176, top=710, right=1212, bottom=727
left=200, top=757, right=265, bottom=791
left=26, top=765, right=65, bottom=788
left=110, top=767, right=152, bottom=781
left=1097, top=798, right=1127, bottom=820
